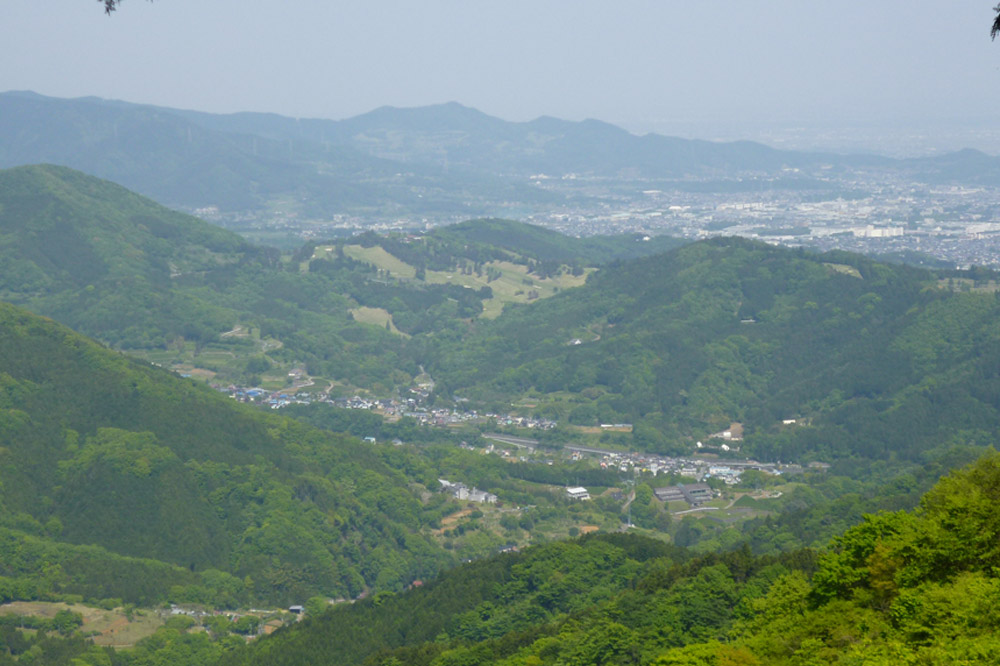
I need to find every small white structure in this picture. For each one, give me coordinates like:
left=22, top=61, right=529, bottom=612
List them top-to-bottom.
left=440, top=479, right=497, bottom=504
left=566, top=486, right=591, bottom=501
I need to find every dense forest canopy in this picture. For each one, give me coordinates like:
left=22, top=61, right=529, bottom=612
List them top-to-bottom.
left=0, top=301, right=460, bottom=606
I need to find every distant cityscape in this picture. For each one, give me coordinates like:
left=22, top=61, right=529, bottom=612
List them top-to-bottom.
left=211, top=167, right=1000, bottom=270
left=526, top=174, right=1000, bottom=269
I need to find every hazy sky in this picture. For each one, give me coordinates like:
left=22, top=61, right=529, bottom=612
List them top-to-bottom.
left=4, top=1, right=1000, bottom=153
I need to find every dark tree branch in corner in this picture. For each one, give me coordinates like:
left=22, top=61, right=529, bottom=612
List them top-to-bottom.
left=89, top=1, right=1000, bottom=38
left=102, top=1, right=149, bottom=14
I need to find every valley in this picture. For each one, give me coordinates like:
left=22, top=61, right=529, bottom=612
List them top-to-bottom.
left=2, top=95, right=1000, bottom=665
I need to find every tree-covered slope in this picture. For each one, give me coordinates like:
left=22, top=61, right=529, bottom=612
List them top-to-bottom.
left=0, top=92, right=304, bottom=211
left=0, top=163, right=247, bottom=293
left=0, top=163, right=251, bottom=346
left=0, top=164, right=416, bottom=387
left=2, top=167, right=664, bottom=389
left=428, top=218, right=687, bottom=266
left=432, top=238, right=1000, bottom=462
left=0, top=301, right=453, bottom=605
left=210, top=453, right=1000, bottom=666
left=217, top=534, right=697, bottom=666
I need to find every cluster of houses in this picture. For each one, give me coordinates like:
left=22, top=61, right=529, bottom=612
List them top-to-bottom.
left=221, top=380, right=558, bottom=431
left=222, top=386, right=310, bottom=409
left=330, top=395, right=396, bottom=411
left=332, top=396, right=558, bottom=431
left=596, top=450, right=778, bottom=486
left=439, top=478, right=498, bottom=504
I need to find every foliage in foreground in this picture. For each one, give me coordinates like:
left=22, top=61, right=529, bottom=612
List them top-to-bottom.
left=210, top=452, right=1000, bottom=666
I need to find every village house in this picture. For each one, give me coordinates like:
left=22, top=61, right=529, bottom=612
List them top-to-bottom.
left=439, top=479, right=497, bottom=504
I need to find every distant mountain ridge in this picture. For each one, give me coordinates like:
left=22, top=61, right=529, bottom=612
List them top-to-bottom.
left=4, top=91, right=997, bottom=217
left=107, top=95, right=872, bottom=176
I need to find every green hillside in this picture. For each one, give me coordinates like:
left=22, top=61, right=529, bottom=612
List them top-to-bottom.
left=0, top=163, right=248, bottom=349
left=0, top=163, right=247, bottom=290
left=0, top=164, right=416, bottom=388
left=429, top=218, right=687, bottom=265
left=305, top=220, right=685, bottom=322
left=432, top=238, right=1000, bottom=462
left=0, top=301, right=454, bottom=605
left=9, top=451, right=1000, bottom=665
left=210, top=454, right=1000, bottom=666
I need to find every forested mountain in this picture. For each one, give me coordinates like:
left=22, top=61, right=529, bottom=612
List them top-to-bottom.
left=4, top=91, right=1000, bottom=219
left=0, top=92, right=552, bottom=217
left=0, top=92, right=559, bottom=219
left=0, top=164, right=250, bottom=345
left=426, top=219, right=687, bottom=265
left=432, top=238, right=1000, bottom=462
left=0, top=301, right=456, bottom=605
left=209, top=454, right=1000, bottom=666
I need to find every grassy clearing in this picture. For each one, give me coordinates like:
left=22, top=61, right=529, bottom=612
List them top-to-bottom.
left=326, top=244, right=590, bottom=319
left=339, top=245, right=417, bottom=278
left=424, top=260, right=589, bottom=318
left=823, top=263, right=863, bottom=278
left=350, top=306, right=408, bottom=336
left=128, top=329, right=290, bottom=387
left=734, top=495, right=782, bottom=511
left=0, top=601, right=164, bottom=649
left=92, top=611, right=163, bottom=648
